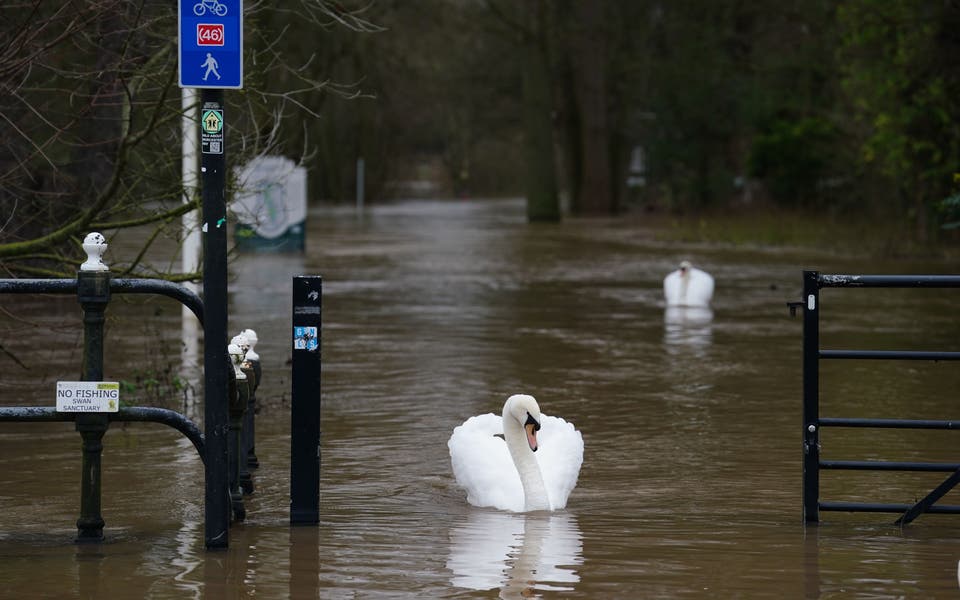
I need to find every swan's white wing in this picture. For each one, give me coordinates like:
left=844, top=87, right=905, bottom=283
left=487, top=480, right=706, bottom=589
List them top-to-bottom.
left=664, top=267, right=714, bottom=307
left=688, top=268, right=714, bottom=306
left=663, top=270, right=682, bottom=305
left=448, top=413, right=524, bottom=512
left=536, top=415, right=583, bottom=509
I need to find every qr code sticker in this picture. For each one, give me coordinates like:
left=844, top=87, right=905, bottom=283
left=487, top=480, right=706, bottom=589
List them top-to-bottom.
left=210, top=141, right=222, bottom=153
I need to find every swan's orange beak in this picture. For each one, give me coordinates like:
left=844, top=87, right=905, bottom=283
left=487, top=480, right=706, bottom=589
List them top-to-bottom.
left=523, top=412, right=541, bottom=451
left=524, top=422, right=538, bottom=452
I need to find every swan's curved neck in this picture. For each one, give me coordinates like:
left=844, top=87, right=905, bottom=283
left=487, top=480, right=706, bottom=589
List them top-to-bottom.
left=503, top=409, right=551, bottom=512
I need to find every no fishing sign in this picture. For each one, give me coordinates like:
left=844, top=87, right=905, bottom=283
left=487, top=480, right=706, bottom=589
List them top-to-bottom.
left=56, top=381, right=120, bottom=412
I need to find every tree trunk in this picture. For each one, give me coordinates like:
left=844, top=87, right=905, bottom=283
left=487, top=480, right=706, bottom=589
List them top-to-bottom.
left=521, top=1, right=560, bottom=222
left=567, top=1, right=613, bottom=215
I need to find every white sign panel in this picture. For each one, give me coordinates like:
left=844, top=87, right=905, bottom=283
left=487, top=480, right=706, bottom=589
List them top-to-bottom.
left=234, top=156, right=308, bottom=238
left=56, top=381, right=120, bottom=413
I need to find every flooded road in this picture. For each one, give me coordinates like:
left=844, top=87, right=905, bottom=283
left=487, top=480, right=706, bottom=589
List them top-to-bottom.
left=2, top=197, right=960, bottom=597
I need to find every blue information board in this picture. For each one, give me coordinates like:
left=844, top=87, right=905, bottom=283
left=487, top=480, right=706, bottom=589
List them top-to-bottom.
left=178, top=0, right=243, bottom=89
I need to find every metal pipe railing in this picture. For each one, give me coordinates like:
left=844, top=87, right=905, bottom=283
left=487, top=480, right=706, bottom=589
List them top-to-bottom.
left=0, top=278, right=204, bottom=324
left=820, top=350, right=960, bottom=361
left=0, top=406, right=205, bottom=460
left=819, top=417, right=960, bottom=429
left=821, top=460, right=960, bottom=472
left=820, top=501, right=960, bottom=514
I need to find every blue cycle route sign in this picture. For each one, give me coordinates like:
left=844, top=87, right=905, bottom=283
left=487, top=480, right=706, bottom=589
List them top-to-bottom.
left=178, top=0, right=243, bottom=89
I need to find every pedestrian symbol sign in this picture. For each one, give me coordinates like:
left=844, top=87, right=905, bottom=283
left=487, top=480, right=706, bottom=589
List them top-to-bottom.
left=178, top=0, right=243, bottom=89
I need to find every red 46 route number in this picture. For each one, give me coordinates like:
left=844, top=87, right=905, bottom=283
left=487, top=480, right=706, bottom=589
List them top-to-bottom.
left=197, top=24, right=224, bottom=46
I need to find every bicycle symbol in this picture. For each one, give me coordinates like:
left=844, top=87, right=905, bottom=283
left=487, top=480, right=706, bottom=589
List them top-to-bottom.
left=193, top=0, right=227, bottom=16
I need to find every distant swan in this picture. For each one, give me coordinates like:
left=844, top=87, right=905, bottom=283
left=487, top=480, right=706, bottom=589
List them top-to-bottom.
left=664, top=260, right=714, bottom=308
left=448, top=394, right=583, bottom=512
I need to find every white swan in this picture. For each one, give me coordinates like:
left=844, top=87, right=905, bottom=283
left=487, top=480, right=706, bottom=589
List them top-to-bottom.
left=663, top=260, right=714, bottom=308
left=448, top=394, right=583, bottom=512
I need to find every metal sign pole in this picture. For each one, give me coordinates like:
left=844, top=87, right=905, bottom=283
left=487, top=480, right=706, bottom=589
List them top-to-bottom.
left=179, top=0, right=242, bottom=549
left=201, top=88, right=230, bottom=548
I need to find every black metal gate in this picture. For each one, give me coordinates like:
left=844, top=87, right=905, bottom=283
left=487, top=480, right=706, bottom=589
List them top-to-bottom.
left=797, top=271, right=960, bottom=525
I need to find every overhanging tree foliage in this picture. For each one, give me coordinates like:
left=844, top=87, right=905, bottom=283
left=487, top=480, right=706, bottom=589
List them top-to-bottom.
left=0, top=0, right=378, bottom=278
left=5, top=1, right=959, bottom=245
left=836, top=1, right=960, bottom=240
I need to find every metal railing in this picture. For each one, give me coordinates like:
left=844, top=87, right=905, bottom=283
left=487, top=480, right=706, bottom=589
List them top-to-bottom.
left=0, top=257, right=261, bottom=542
left=0, top=271, right=219, bottom=541
left=797, top=271, right=960, bottom=525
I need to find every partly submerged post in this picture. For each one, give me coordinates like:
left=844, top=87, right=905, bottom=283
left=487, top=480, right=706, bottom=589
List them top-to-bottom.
left=178, top=0, right=243, bottom=549
left=201, top=86, right=231, bottom=548
left=75, top=233, right=111, bottom=542
left=801, top=270, right=820, bottom=523
left=291, top=275, right=322, bottom=524
left=243, top=328, right=261, bottom=472
left=227, top=340, right=247, bottom=522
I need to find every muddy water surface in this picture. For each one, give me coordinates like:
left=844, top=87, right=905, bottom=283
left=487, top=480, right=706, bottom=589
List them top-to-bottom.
left=2, top=198, right=960, bottom=598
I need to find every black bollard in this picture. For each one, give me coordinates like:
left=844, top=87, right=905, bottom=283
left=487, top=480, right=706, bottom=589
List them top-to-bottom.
left=76, top=269, right=111, bottom=542
left=290, top=275, right=321, bottom=525
left=244, top=339, right=260, bottom=471
left=227, top=344, right=246, bottom=522
left=239, top=362, right=255, bottom=495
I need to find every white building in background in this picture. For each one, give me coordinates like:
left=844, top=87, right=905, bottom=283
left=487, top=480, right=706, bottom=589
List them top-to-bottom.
left=233, top=155, right=308, bottom=252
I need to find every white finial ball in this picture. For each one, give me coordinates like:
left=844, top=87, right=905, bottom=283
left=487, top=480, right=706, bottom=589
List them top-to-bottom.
left=80, top=232, right=109, bottom=272
left=84, top=232, right=106, bottom=245
left=242, top=328, right=260, bottom=361
left=242, top=329, right=258, bottom=347
left=231, top=333, right=250, bottom=351
left=228, top=343, right=247, bottom=380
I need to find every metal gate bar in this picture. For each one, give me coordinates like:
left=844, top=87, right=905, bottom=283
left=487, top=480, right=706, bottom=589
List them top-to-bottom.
left=800, top=270, right=960, bottom=525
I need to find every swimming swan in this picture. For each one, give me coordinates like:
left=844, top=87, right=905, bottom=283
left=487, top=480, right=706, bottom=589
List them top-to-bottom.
left=663, top=260, right=714, bottom=308
left=448, top=394, right=583, bottom=512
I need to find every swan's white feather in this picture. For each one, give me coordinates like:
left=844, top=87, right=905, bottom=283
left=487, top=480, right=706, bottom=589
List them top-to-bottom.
left=664, top=263, right=714, bottom=308
left=448, top=410, right=583, bottom=512
left=449, top=413, right=523, bottom=511
left=535, top=415, right=583, bottom=510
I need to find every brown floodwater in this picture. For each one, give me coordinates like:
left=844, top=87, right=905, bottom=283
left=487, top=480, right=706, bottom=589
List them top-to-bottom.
left=1, top=197, right=960, bottom=598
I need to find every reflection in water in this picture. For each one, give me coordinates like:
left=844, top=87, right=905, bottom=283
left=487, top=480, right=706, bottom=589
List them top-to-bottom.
left=663, top=306, right=713, bottom=354
left=180, top=313, right=202, bottom=421
left=171, top=442, right=203, bottom=600
left=447, top=511, right=582, bottom=598
left=171, top=520, right=202, bottom=600
left=289, top=526, right=320, bottom=599
left=803, top=526, right=820, bottom=600
left=76, top=545, right=106, bottom=599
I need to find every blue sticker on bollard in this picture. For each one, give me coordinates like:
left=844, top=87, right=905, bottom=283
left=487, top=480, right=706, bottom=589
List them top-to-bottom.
left=293, top=326, right=318, bottom=351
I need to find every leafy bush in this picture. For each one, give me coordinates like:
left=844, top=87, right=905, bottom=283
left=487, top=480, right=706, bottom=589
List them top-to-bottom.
left=748, top=117, right=839, bottom=207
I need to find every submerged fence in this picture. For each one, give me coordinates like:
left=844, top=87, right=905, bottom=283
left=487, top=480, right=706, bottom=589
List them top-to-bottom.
left=0, top=236, right=262, bottom=545
left=1, top=236, right=322, bottom=549
left=796, top=271, right=960, bottom=525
